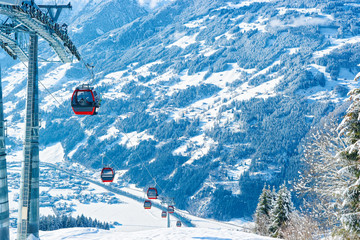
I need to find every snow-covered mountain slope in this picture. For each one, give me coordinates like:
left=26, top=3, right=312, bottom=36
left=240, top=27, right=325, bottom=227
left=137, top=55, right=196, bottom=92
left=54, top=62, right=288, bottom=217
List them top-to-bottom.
left=3, top=0, right=360, bottom=221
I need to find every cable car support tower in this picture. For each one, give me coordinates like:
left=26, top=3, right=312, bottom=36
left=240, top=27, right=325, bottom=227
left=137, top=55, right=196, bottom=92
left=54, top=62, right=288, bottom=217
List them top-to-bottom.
left=0, top=1, right=80, bottom=239
left=160, top=197, right=175, bottom=228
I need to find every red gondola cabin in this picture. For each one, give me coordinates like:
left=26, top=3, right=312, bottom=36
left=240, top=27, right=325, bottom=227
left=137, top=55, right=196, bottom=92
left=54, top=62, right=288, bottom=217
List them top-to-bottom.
left=71, top=84, right=100, bottom=115
left=101, top=167, right=115, bottom=183
left=147, top=187, right=158, bottom=199
left=144, top=200, right=152, bottom=209
left=167, top=205, right=174, bottom=214
left=161, top=211, right=167, bottom=218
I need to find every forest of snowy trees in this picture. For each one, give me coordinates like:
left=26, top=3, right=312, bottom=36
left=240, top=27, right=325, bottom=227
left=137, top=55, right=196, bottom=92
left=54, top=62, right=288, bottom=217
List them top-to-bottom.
left=255, top=74, right=360, bottom=239
left=39, top=214, right=110, bottom=231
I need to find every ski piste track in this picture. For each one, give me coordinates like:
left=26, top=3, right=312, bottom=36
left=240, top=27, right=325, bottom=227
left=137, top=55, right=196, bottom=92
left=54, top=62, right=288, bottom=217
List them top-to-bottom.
left=41, top=162, right=195, bottom=228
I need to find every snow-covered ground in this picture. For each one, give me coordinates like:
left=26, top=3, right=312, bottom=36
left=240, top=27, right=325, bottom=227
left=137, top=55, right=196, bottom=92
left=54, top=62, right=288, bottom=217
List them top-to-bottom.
left=10, top=227, right=274, bottom=240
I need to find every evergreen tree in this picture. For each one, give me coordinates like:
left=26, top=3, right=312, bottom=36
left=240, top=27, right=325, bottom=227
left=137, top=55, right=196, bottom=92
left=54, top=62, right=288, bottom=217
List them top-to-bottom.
left=337, top=88, right=360, bottom=238
left=269, top=183, right=294, bottom=238
left=255, top=184, right=273, bottom=235
left=270, top=186, right=277, bottom=203
left=61, top=214, right=68, bottom=228
left=80, top=214, right=88, bottom=227
left=66, top=215, right=76, bottom=228
left=76, top=215, right=82, bottom=227
left=39, top=216, right=46, bottom=231
left=49, top=216, right=56, bottom=230
left=105, top=223, right=110, bottom=230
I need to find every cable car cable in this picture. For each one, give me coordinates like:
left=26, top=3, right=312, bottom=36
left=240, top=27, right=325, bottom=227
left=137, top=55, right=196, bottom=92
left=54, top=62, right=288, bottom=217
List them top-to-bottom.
left=23, top=51, right=174, bottom=204
left=37, top=57, right=62, bottom=63
left=80, top=59, right=95, bottom=85
left=19, top=60, right=68, bottom=109
left=38, top=80, right=65, bottom=107
left=99, top=116, right=165, bottom=196
left=96, top=117, right=160, bottom=190
left=110, top=117, right=178, bottom=207
left=111, top=118, right=161, bottom=190
left=121, top=130, right=165, bottom=193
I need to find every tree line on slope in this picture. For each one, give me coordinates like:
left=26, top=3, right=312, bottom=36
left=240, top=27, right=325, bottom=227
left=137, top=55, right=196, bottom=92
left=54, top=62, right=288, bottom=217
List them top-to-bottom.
left=39, top=214, right=110, bottom=231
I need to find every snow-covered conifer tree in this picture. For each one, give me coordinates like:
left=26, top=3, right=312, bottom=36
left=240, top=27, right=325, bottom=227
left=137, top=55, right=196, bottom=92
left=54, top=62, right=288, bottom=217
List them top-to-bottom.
left=337, top=88, right=360, bottom=238
left=269, top=183, right=294, bottom=238
left=255, top=184, right=273, bottom=235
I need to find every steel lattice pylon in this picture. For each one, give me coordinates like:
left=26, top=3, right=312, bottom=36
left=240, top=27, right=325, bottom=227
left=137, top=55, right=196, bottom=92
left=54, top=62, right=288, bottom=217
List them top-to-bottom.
left=0, top=2, right=79, bottom=239
left=17, top=33, right=39, bottom=240
left=0, top=66, right=9, bottom=240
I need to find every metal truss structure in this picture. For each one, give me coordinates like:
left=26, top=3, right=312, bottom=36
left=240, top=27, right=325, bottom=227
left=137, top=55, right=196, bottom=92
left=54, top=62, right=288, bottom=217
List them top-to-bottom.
left=0, top=1, right=80, bottom=239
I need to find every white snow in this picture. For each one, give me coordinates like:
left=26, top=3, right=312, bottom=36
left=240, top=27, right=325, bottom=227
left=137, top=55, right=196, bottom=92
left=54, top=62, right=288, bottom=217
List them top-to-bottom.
left=223, top=0, right=273, bottom=9
left=345, top=3, right=360, bottom=7
left=276, top=7, right=334, bottom=21
left=270, top=16, right=330, bottom=29
left=238, top=17, right=268, bottom=33
left=184, top=18, right=206, bottom=29
left=96, top=28, right=104, bottom=35
left=167, top=32, right=199, bottom=49
left=215, top=32, right=236, bottom=40
left=313, top=36, right=360, bottom=59
left=200, top=47, right=218, bottom=57
left=288, top=47, right=300, bottom=55
left=134, top=60, right=163, bottom=77
left=3, top=63, right=27, bottom=96
left=41, top=63, right=72, bottom=88
left=301, top=64, right=358, bottom=103
left=338, top=68, right=356, bottom=81
left=355, top=72, right=360, bottom=81
left=232, top=75, right=282, bottom=102
left=41, top=89, right=72, bottom=112
left=3, top=101, right=17, bottom=114
left=6, top=122, right=25, bottom=142
left=99, top=126, right=119, bottom=141
left=119, top=131, right=154, bottom=148
left=172, top=134, right=217, bottom=166
left=68, top=135, right=89, bottom=159
left=40, top=143, right=65, bottom=163
left=6, top=150, right=23, bottom=163
left=227, top=158, right=252, bottom=181
left=118, top=184, right=148, bottom=198
left=71, top=196, right=168, bottom=231
left=40, top=207, right=56, bottom=216
left=9, top=227, right=275, bottom=240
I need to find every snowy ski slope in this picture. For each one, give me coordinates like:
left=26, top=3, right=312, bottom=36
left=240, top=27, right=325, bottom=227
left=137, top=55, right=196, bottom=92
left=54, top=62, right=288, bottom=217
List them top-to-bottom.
left=10, top=227, right=275, bottom=239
